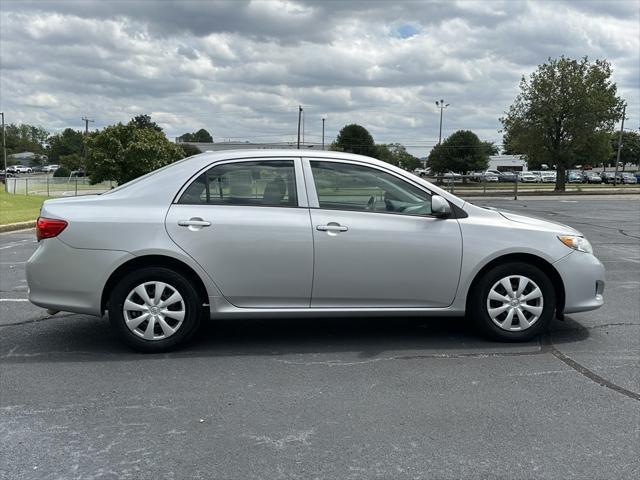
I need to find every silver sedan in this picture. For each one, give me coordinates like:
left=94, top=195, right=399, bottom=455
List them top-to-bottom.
left=27, top=150, right=605, bottom=352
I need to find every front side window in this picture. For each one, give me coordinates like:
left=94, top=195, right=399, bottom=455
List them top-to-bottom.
left=178, top=160, right=298, bottom=207
left=310, top=161, right=432, bottom=215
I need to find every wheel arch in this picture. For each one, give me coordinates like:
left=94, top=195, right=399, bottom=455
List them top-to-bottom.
left=465, top=253, right=565, bottom=313
left=101, top=255, right=210, bottom=314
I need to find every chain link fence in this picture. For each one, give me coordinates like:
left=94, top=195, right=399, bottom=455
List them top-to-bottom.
left=4, top=176, right=114, bottom=197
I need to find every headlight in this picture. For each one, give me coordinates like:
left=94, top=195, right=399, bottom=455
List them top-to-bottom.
left=558, top=235, right=593, bottom=254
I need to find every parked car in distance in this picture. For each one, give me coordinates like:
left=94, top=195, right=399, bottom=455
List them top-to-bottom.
left=27, top=150, right=605, bottom=352
left=43, top=164, right=60, bottom=173
left=7, top=165, right=33, bottom=174
left=479, top=171, right=500, bottom=182
left=498, top=171, right=518, bottom=182
left=539, top=171, right=556, bottom=183
left=567, top=171, right=583, bottom=183
left=583, top=171, right=602, bottom=184
left=633, top=171, right=640, bottom=182
left=518, top=172, right=540, bottom=183
left=601, top=172, right=623, bottom=184
left=620, top=172, right=638, bottom=184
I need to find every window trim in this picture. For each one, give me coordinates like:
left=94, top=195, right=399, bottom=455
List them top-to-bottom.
left=173, top=157, right=308, bottom=208
left=303, top=157, right=443, bottom=218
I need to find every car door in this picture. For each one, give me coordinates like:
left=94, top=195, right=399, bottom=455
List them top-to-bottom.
left=165, top=158, right=313, bottom=308
left=304, top=159, right=462, bottom=308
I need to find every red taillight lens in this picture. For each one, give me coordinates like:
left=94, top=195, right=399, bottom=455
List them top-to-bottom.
left=36, top=217, right=68, bottom=241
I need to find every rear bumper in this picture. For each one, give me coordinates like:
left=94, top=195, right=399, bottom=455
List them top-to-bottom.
left=26, top=238, right=132, bottom=316
left=553, top=251, right=605, bottom=314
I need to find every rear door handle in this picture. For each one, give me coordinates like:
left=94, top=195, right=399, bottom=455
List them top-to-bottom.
left=178, top=218, right=211, bottom=227
left=316, top=224, right=348, bottom=232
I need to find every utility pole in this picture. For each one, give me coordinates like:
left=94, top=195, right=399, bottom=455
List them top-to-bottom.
left=435, top=99, right=449, bottom=144
left=613, top=104, right=625, bottom=187
left=297, top=106, right=303, bottom=149
left=1, top=112, right=6, bottom=192
left=81, top=116, right=94, bottom=172
left=322, top=117, right=326, bottom=150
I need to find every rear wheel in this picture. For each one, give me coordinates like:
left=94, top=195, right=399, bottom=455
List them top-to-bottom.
left=468, top=262, right=556, bottom=342
left=108, top=267, right=202, bottom=352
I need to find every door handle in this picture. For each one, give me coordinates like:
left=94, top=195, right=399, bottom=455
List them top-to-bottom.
left=178, top=218, right=211, bottom=227
left=316, top=224, right=348, bottom=232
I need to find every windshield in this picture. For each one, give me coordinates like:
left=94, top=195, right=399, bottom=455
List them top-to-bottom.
left=100, top=157, right=192, bottom=195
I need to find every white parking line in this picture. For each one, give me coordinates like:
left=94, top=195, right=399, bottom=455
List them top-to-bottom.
left=0, top=299, right=29, bottom=302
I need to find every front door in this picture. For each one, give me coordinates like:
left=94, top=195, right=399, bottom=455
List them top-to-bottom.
left=165, top=158, right=313, bottom=308
left=306, top=159, right=462, bottom=308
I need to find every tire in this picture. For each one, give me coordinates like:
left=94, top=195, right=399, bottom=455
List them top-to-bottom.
left=468, top=262, right=556, bottom=342
left=108, top=266, right=202, bottom=352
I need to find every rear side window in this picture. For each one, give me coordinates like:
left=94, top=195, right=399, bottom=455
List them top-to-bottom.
left=178, top=160, right=298, bottom=207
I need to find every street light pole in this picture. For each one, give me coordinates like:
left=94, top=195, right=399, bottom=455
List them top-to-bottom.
left=435, top=99, right=450, bottom=145
left=613, top=103, right=626, bottom=187
left=297, top=106, right=302, bottom=149
left=1, top=112, right=6, bottom=191
left=81, top=116, right=94, bottom=171
left=322, top=117, right=325, bottom=150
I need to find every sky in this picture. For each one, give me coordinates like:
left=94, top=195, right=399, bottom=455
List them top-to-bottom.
left=1, top=0, right=639, bottom=157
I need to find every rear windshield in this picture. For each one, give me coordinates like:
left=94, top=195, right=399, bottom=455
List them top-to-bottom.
left=100, top=157, right=191, bottom=195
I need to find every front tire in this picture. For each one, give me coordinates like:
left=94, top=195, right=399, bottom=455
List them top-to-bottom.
left=468, top=262, right=556, bottom=342
left=108, top=267, right=202, bottom=352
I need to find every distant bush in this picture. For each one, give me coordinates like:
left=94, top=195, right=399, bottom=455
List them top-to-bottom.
left=53, top=166, right=71, bottom=178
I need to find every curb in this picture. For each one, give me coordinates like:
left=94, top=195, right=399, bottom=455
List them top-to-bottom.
left=0, top=221, right=36, bottom=233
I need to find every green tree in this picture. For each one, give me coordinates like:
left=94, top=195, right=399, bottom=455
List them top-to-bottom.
left=501, top=57, right=623, bottom=191
left=130, top=114, right=163, bottom=132
left=3, top=123, right=49, bottom=157
left=86, top=123, right=184, bottom=184
left=331, top=124, right=376, bottom=157
left=47, top=128, right=84, bottom=164
left=180, top=128, right=213, bottom=143
left=426, top=130, right=489, bottom=175
left=610, top=131, right=640, bottom=170
left=482, top=141, right=499, bottom=156
left=179, top=143, right=202, bottom=157
left=375, top=143, right=421, bottom=170
left=59, top=153, right=84, bottom=171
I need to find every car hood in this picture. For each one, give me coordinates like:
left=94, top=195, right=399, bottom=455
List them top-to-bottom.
left=497, top=210, right=581, bottom=236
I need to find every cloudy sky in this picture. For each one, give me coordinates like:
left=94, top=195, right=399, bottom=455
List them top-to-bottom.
left=1, top=0, right=638, bottom=156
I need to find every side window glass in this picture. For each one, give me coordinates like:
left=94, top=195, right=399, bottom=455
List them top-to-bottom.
left=179, top=160, right=297, bottom=207
left=310, top=161, right=432, bottom=215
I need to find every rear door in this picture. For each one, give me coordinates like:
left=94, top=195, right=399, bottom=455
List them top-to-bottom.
left=165, top=158, right=313, bottom=308
left=305, top=159, right=463, bottom=308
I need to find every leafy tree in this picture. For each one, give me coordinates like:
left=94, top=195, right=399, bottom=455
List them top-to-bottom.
left=501, top=57, right=623, bottom=191
left=130, top=114, right=163, bottom=132
left=3, top=123, right=49, bottom=156
left=86, top=123, right=184, bottom=184
left=331, top=124, right=376, bottom=157
left=47, top=128, right=84, bottom=164
left=180, top=128, right=213, bottom=143
left=426, top=130, right=489, bottom=175
left=610, top=131, right=640, bottom=170
left=482, top=141, right=499, bottom=156
left=375, top=143, right=421, bottom=170
left=59, top=153, right=84, bottom=171
left=53, top=166, right=71, bottom=178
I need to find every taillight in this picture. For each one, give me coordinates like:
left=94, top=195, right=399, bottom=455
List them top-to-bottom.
left=36, top=217, right=68, bottom=241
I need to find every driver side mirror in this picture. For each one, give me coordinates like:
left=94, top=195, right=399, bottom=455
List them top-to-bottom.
left=431, top=195, right=451, bottom=218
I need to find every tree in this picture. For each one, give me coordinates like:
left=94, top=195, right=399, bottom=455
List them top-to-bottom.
left=501, top=57, right=623, bottom=191
left=130, top=114, right=163, bottom=132
left=3, top=123, right=49, bottom=157
left=86, top=123, right=184, bottom=184
left=331, top=124, right=376, bottom=157
left=47, top=128, right=84, bottom=164
left=179, top=128, right=213, bottom=143
left=426, top=130, right=489, bottom=175
left=610, top=131, right=640, bottom=170
left=482, top=141, right=499, bottom=156
left=179, top=143, right=202, bottom=157
left=375, top=143, right=421, bottom=170
left=59, top=153, right=83, bottom=171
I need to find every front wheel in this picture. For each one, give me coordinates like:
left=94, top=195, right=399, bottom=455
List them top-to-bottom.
left=468, top=262, right=556, bottom=342
left=108, top=267, right=202, bottom=352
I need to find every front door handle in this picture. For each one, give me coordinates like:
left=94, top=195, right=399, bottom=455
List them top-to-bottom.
left=178, top=218, right=211, bottom=228
left=316, top=224, right=348, bottom=233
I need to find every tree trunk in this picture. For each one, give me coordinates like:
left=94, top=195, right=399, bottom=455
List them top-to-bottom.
left=555, top=164, right=566, bottom=192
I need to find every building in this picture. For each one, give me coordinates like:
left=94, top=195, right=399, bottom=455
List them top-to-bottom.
left=180, top=141, right=327, bottom=153
left=9, top=151, right=48, bottom=166
left=488, top=154, right=527, bottom=172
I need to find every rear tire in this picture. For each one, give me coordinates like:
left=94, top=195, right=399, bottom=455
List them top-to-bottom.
left=468, top=262, right=555, bottom=342
left=108, top=267, right=202, bottom=352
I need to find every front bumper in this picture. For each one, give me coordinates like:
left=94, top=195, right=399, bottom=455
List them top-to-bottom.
left=26, top=237, right=133, bottom=316
left=553, top=251, right=605, bottom=314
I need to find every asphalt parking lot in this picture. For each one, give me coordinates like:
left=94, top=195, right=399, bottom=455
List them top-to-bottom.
left=1, top=196, right=639, bottom=480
